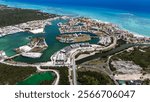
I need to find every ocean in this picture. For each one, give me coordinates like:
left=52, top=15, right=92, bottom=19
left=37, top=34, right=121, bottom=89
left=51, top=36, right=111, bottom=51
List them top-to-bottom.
left=0, top=0, right=150, bottom=37
left=2, top=0, right=150, bottom=13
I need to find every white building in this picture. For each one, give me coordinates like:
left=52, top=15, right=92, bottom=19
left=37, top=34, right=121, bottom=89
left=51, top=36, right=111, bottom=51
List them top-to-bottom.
left=99, top=36, right=112, bottom=46
left=19, top=45, right=32, bottom=52
left=0, top=51, right=7, bottom=62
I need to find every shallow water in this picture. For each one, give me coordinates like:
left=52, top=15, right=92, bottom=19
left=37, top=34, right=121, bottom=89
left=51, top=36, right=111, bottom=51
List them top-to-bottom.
left=0, top=0, right=150, bottom=37
left=0, top=0, right=150, bottom=63
left=0, top=19, right=98, bottom=63
left=17, top=72, right=55, bottom=85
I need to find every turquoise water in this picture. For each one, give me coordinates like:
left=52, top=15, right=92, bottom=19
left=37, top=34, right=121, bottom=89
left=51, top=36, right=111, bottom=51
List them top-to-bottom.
left=0, top=0, right=150, bottom=37
left=0, top=0, right=150, bottom=63
left=0, top=19, right=98, bottom=63
left=13, top=19, right=70, bottom=63
left=11, top=20, right=99, bottom=63
left=0, top=32, right=32, bottom=56
left=0, top=32, right=45, bottom=57
left=17, top=72, right=55, bottom=85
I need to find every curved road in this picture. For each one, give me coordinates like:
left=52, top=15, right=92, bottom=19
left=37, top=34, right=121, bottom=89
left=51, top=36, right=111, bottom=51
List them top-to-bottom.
left=1, top=61, right=60, bottom=85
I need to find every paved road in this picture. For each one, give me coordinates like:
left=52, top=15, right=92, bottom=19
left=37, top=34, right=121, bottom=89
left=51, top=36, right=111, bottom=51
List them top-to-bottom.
left=107, top=56, right=119, bottom=85
left=72, top=58, right=77, bottom=85
left=68, top=68, right=73, bottom=85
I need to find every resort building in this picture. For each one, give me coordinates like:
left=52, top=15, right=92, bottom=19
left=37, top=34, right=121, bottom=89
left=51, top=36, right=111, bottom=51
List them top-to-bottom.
left=98, top=36, right=112, bottom=46
left=51, top=43, right=96, bottom=66
left=19, top=45, right=32, bottom=52
left=0, top=51, right=7, bottom=62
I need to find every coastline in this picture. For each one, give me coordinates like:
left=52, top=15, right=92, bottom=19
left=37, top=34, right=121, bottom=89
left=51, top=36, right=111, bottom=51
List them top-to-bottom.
left=0, top=2, right=149, bottom=38
left=0, top=3, right=150, bottom=85
left=0, top=4, right=150, bottom=63
left=0, top=18, right=57, bottom=38
left=94, top=19, right=148, bottom=38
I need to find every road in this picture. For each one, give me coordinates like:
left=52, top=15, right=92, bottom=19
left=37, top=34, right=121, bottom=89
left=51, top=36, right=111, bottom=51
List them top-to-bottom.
left=107, top=56, right=119, bottom=85
left=71, top=58, right=77, bottom=85
left=1, top=61, right=60, bottom=85
left=68, top=68, right=73, bottom=85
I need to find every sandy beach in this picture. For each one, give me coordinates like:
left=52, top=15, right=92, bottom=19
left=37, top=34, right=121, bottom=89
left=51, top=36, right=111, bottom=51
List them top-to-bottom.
left=95, top=19, right=149, bottom=38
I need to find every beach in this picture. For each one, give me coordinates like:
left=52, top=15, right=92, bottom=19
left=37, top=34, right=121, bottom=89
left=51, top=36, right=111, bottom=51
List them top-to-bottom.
left=0, top=0, right=150, bottom=37
left=0, top=0, right=150, bottom=86
left=0, top=1, right=150, bottom=64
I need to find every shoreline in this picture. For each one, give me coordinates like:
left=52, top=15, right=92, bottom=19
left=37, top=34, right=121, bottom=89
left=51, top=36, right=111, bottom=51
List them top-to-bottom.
left=0, top=2, right=150, bottom=85
left=0, top=3, right=149, bottom=38
left=0, top=4, right=150, bottom=64
left=0, top=18, right=57, bottom=38
left=93, top=19, right=148, bottom=38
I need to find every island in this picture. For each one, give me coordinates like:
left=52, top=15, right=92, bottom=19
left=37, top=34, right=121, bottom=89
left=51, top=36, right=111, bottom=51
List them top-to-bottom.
left=56, top=33, right=91, bottom=43
left=15, top=37, right=48, bottom=58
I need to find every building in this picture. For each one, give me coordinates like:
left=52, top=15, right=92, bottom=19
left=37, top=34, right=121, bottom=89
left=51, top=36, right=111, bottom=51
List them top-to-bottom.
left=99, top=36, right=112, bottom=46
left=19, top=45, right=32, bottom=52
left=0, top=51, right=7, bottom=62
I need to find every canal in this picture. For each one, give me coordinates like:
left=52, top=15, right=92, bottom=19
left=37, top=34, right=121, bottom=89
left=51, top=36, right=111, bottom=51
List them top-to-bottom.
left=0, top=19, right=99, bottom=63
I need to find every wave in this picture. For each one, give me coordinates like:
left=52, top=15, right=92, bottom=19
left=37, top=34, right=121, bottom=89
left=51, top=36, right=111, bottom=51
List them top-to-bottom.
left=0, top=0, right=150, bottom=37
left=118, top=13, right=135, bottom=16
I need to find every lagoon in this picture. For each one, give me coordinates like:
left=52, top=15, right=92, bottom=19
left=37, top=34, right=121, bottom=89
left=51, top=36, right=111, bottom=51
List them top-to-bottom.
left=0, top=19, right=99, bottom=63
left=17, top=71, right=55, bottom=85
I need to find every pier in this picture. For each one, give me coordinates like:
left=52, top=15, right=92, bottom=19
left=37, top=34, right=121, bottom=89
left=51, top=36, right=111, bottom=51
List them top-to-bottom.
left=7, top=54, right=21, bottom=59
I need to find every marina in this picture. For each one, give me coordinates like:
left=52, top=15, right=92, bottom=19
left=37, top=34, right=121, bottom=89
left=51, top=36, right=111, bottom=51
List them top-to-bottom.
left=0, top=1, right=150, bottom=85
left=0, top=19, right=99, bottom=63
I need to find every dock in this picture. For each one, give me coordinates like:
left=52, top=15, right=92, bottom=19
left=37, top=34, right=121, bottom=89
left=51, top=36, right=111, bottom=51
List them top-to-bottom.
left=7, top=54, right=21, bottom=59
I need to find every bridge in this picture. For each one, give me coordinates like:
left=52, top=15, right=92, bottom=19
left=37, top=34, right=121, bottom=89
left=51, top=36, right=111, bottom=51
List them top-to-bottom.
left=7, top=54, right=21, bottom=59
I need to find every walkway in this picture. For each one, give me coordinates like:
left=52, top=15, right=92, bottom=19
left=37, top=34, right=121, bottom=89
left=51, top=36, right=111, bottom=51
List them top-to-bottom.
left=71, top=58, right=77, bottom=85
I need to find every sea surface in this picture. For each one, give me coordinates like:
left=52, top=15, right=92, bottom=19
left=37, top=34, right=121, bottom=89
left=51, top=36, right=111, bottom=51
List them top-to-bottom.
left=0, top=0, right=150, bottom=37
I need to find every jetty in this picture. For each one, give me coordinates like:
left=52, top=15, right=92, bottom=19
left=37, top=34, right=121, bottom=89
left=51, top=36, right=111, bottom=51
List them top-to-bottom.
left=7, top=54, right=21, bottom=59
